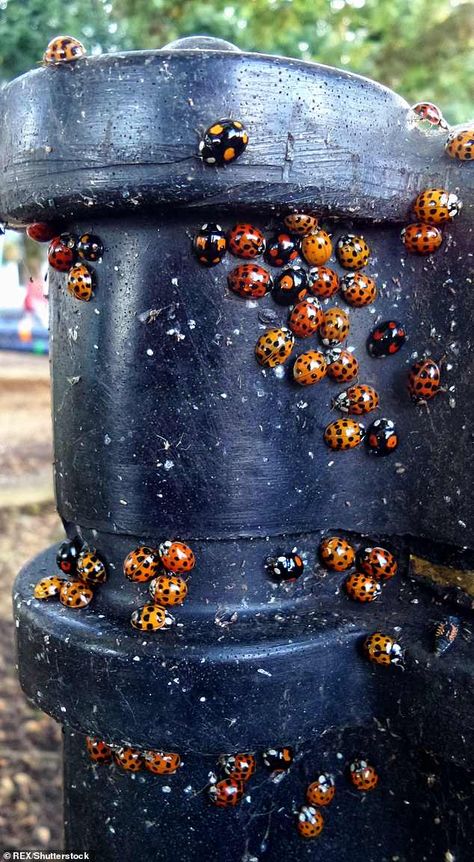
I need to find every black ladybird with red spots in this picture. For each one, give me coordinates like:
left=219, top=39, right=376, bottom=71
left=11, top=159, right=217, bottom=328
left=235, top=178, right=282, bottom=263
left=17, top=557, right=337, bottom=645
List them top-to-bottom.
left=199, top=119, right=248, bottom=166
left=193, top=223, right=227, bottom=267
left=264, top=233, right=300, bottom=268
left=272, top=266, right=308, bottom=305
left=367, top=321, right=406, bottom=358
left=366, top=418, right=399, bottom=456
left=56, top=537, right=84, bottom=576
left=265, top=552, right=304, bottom=581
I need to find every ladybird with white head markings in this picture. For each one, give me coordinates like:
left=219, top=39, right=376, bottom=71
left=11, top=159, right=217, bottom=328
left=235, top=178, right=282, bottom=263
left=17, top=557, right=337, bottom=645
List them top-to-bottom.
left=43, top=35, right=86, bottom=65
left=199, top=119, right=248, bottom=165
left=412, top=189, right=462, bottom=224
left=193, top=223, right=227, bottom=267
left=48, top=233, right=77, bottom=271
left=336, top=234, right=370, bottom=270
left=67, top=263, right=94, bottom=302
left=272, top=266, right=308, bottom=306
left=308, top=266, right=340, bottom=299
left=340, top=273, right=377, bottom=307
left=288, top=297, right=323, bottom=338
left=320, top=307, right=350, bottom=346
left=367, top=320, right=406, bottom=358
left=255, top=327, right=294, bottom=368
left=325, top=347, right=359, bottom=383
left=293, top=350, right=327, bottom=385
left=408, top=358, right=441, bottom=402
left=333, top=384, right=379, bottom=415
left=366, top=417, right=399, bottom=456
left=319, top=536, right=355, bottom=571
left=56, top=537, right=83, bottom=576
left=159, top=540, right=195, bottom=573
left=357, top=546, right=398, bottom=580
left=76, top=550, right=107, bottom=585
left=265, top=552, right=304, bottom=581
left=345, top=572, right=381, bottom=603
left=149, top=574, right=188, bottom=606
left=34, top=576, right=65, bottom=600
left=59, top=580, right=94, bottom=609
left=130, top=604, right=175, bottom=632
left=363, top=632, right=404, bottom=667
left=86, top=737, right=113, bottom=764
left=262, top=746, right=294, bottom=772
left=113, top=747, right=143, bottom=772
left=143, top=751, right=181, bottom=774
left=220, top=753, right=256, bottom=782
left=349, top=759, right=379, bottom=790
left=306, top=773, right=335, bottom=807
left=209, top=777, right=244, bottom=807
left=297, top=806, right=324, bottom=839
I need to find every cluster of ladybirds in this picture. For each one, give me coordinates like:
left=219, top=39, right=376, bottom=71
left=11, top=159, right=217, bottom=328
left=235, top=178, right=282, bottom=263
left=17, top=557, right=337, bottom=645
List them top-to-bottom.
left=412, top=101, right=473, bottom=162
left=27, top=221, right=104, bottom=302
left=33, top=537, right=106, bottom=609
left=124, top=540, right=195, bottom=632
left=85, top=736, right=181, bottom=775
left=208, top=748, right=292, bottom=807
left=297, top=758, right=379, bottom=839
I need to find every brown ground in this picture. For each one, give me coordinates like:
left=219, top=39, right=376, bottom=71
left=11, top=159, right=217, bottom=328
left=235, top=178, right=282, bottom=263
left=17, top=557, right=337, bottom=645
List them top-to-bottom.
left=0, top=352, right=63, bottom=851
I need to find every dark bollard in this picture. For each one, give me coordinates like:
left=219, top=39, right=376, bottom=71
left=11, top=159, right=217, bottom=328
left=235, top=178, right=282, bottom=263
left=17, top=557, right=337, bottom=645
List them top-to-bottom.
left=1, top=36, right=473, bottom=861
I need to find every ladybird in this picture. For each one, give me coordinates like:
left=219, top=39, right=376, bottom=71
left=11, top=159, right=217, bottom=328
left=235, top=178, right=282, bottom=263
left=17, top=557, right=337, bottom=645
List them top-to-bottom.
left=43, top=35, right=86, bottom=65
left=411, top=102, right=448, bottom=129
left=199, top=119, right=249, bottom=166
left=445, top=127, right=474, bottom=161
left=412, top=189, right=462, bottom=225
left=284, top=213, right=319, bottom=236
left=26, top=222, right=62, bottom=243
left=193, top=223, right=227, bottom=267
left=228, top=223, right=265, bottom=259
left=401, top=223, right=443, bottom=255
left=301, top=230, right=332, bottom=266
left=77, top=233, right=104, bottom=262
left=264, top=233, right=300, bottom=267
left=48, top=234, right=77, bottom=271
left=336, top=234, right=370, bottom=270
left=67, top=262, right=94, bottom=302
left=227, top=263, right=272, bottom=299
left=272, top=266, right=308, bottom=306
left=307, top=266, right=340, bottom=299
left=340, top=273, right=377, bottom=308
left=288, top=297, right=323, bottom=338
left=320, top=307, right=350, bottom=346
left=367, top=320, right=406, bottom=358
left=255, top=327, right=295, bottom=368
left=325, top=348, right=359, bottom=383
left=293, top=350, right=327, bottom=386
left=408, top=358, right=441, bottom=402
left=333, top=384, right=379, bottom=415
left=366, top=417, right=399, bottom=456
left=324, top=418, right=365, bottom=451
left=319, top=536, right=355, bottom=572
left=56, top=537, right=83, bottom=575
left=159, top=540, right=195, bottom=573
left=123, top=546, right=161, bottom=582
left=356, top=546, right=398, bottom=581
left=76, top=550, right=107, bottom=585
left=265, top=552, right=304, bottom=581
left=345, top=572, right=381, bottom=603
left=149, top=574, right=188, bottom=606
left=33, top=576, right=65, bottom=600
left=59, top=580, right=94, bottom=609
left=130, top=604, right=175, bottom=632
left=433, top=615, right=460, bottom=656
left=363, top=632, right=404, bottom=667
left=85, top=737, right=113, bottom=764
left=113, top=747, right=143, bottom=772
left=262, top=747, right=294, bottom=772
left=143, top=751, right=181, bottom=775
left=220, top=753, right=256, bottom=782
left=349, top=759, right=379, bottom=791
left=306, top=773, right=335, bottom=807
left=209, top=777, right=244, bottom=807
left=297, top=805, right=324, bottom=839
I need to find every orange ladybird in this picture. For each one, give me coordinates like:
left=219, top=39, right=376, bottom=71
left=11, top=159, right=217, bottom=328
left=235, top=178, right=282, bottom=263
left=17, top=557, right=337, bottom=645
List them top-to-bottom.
left=43, top=35, right=86, bottom=65
left=445, top=127, right=474, bottom=161
left=412, top=189, right=462, bottom=224
left=284, top=213, right=319, bottom=236
left=227, top=223, right=265, bottom=259
left=401, top=223, right=443, bottom=254
left=301, top=230, right=332, bottom=266
left=336, top=234, right=370, bottom=270
left=67, top=263, right=94, bottom=301
left=227, top=263, right=272, bottom=299
left=308, top=266, right=340, bottom=299
left=340, top=273, right=377, bottom=308
left=288, top=297, right=323, bottom=338
left=320, top=308, right=350, bottom=346
left=255, top=327, right=294, bottom=368
left=325, top=348, right=359, bottom=383
left=293, top=350, right=327, bottom=385
left=408, top=358, right=441, bottom=402
left=332, top=384, right=379, bottom=415
left=324, top=418, right=365, bottom=451
left=319, top=536, right=355, bottom=571
left=159, top=540, right=195, bottom=573
left=123, top=546, right=161, bottom=582
left=356, top=546, right=398, bottom=580
left=76, top=550, right=107, bottom=585
left=345, top=572, right=381, bottom=603
left=149, top=574, right=188, bottom=606
left=33, top=576, right=65, bottom=600
left=59, top=580, right=94, bottom=609
left=130, top=604, right=175, bottom=632
left=363, top=632, right=404, bottom=667
left=85, top=737, right=113, bottom=764
left=113, top=747, right=143, bottom=772
left=143, top=751, right=181, bottom=775
left=220, top=753, right=256, bottom=782
left=349, top=759, right=379, bottom=791
left=306, top=773, right=335, bottom=807
left=209, top=778, right=244, bottom=807
left=297, top=806, right=324, bottom=839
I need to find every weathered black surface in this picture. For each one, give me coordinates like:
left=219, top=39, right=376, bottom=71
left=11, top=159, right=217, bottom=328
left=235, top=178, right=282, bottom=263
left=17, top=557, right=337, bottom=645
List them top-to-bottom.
left=4, top=38, right=474, bottom=862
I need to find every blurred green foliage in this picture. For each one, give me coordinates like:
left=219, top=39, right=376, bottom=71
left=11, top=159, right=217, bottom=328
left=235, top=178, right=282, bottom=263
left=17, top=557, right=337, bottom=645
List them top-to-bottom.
left=0, top=0, right=472, bottom=123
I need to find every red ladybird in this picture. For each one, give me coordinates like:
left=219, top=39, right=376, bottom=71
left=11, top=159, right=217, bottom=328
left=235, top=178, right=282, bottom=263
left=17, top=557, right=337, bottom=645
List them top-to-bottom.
left=411, top=102, right=448, bottom=129
left=27, top=222, right=62, bottom=243
left=227, top=223, right=266, bottom=259
left=401, top=223, right=443, bottom=255
left=264, top=233, right=299, bottom=267
left=48, top=234, right=77, bottom=271
left=227, top=263, right=272, bottom=299
left=308, top=266, right=340, bottom=299
left=340, top=273, right=377, bottom=308
left=288, top=297, right=323, bottom=338
left=325, top=348, right=359, bottom=383
left=408, top=358, right=441, bottom=402
left=332, top=384, right=379, bottom=415
left=159, top=540, right=195, bottom=573
left=356, top=546, right=398, bottom=580
left=85, top=737, right=113, bottom=764
left=143, top=751, right=181, bottom=775
left=220, top=753, right=256, bottom=782
left=348, top=759, right=379, bottom=791
left=209, top=778, right=244, bottom=807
